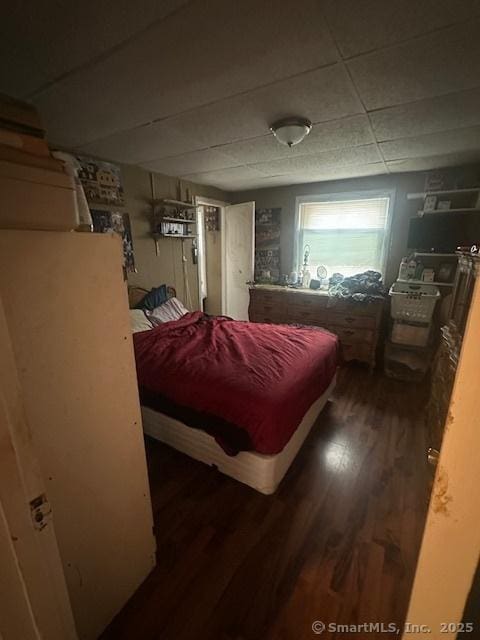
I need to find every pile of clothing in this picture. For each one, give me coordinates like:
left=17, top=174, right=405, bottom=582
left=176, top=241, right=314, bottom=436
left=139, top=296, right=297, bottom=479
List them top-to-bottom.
left=328, top=270, right=386, bottom=302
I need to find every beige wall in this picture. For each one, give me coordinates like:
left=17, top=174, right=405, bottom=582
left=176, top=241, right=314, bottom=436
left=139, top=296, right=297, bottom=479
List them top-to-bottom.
left=96, top=163, right=227, bottom=310
left=231, top=164, right=480, bottom=286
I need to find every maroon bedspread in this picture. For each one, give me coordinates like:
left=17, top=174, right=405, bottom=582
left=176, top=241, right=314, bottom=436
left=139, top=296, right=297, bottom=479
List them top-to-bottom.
left=133, top=312, right=338, bottom=455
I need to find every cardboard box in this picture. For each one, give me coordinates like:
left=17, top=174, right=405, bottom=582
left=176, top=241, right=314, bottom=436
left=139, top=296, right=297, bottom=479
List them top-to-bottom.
left=0, top=93, right=44, bottom=135
left=0, top=127, right=50, bottom=156
left=0, top=144, right=64, bottom=172
left=0, top=160, right=78, bottom=231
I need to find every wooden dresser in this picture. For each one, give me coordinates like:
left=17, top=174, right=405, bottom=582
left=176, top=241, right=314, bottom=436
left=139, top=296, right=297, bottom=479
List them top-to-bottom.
left=249, top=286, right=384, bottom=369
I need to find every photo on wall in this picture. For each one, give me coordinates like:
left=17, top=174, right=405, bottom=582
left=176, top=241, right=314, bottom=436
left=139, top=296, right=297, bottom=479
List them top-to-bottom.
left=76, top=155, right=125, bottom=206
left=255, top=207, right=281, bottom=283
left=91, top=210, right=136, bottom=272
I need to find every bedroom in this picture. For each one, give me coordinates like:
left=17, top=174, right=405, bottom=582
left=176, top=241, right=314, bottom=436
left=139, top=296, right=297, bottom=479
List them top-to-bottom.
left=0, top=1, right=479, bottom=639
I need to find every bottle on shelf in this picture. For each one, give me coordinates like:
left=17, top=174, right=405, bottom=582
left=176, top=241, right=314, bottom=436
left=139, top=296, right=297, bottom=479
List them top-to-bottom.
left=398, top=257, right=409, bottom=280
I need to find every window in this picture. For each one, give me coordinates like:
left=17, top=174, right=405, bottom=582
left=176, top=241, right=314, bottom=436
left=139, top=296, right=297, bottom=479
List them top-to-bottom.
left=296, top=193, right=392, bottom=278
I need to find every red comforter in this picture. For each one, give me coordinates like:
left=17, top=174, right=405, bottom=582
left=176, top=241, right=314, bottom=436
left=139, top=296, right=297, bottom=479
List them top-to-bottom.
left=133, top=312, right=338, bottom=455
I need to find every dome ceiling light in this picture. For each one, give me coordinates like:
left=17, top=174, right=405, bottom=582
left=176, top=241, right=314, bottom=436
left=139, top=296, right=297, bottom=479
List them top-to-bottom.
left=270, top=117, right=312, bottom=147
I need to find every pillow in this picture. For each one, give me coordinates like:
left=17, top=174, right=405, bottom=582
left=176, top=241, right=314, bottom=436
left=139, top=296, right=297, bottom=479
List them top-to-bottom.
left=135, top=284, right=168, bottom=311
left=147, top=297, right=189, bottom=324
left=129, top=309, right=154, bottom=333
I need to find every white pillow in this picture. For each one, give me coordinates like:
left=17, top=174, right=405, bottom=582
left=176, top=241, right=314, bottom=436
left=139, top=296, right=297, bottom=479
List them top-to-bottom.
left=147, top=297, right=189, bottom=324
left=129, top=309, right=154, bottom=333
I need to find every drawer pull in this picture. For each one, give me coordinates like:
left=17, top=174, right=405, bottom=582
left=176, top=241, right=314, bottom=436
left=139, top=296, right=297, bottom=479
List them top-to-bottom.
left=345, top=317, right=356, bottom=324
left=343, top=329, right=355, bottom=336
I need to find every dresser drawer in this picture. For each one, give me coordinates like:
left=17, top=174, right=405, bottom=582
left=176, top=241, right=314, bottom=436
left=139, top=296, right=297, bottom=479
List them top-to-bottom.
left=249, top=289, right=287, bottom=306
left=287, top=292, right=328, bottom=309
left=327, top=299, right=381, bottom=317
left=250, top=301, right=286, bottom=320
left=287, top=308, right=324, bottom=326
left=327, top=311, right=376, bottom=330
left=250, top=313, right=284, bottom=324
left=329, top=325, right=374, bottom=344
left=341, top=342, right=373, bottom=363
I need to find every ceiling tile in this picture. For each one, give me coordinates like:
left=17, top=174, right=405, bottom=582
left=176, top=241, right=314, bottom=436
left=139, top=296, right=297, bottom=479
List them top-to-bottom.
left=0, top=0, right=190, bottom=98
left=31, top=0, right=338, bottom=147
left=323, top=0, right=480, bottom=58
left=348, top=20, right=480, bottom=110
left=163, top=65, right=363, bottom=151
left=370, top=87, right=480, bottom=141
left=217, top=115, right=374, bottom=164
left=76, top=120, right=204, bottom=163
left=380, top=126, right=480, bottom=161
left=249, top=144, right=382, bottom=176
left=141, top=148, right=240, bottom=175
left=387, top=150, right=480, bottom=173
left=231, top=163, right=387, bottom=191
left=183, top=165, right=268, bottom=189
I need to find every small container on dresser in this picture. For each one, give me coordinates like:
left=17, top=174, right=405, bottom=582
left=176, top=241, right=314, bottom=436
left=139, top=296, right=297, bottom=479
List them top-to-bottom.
left=249, top=286, right=384, bottom=370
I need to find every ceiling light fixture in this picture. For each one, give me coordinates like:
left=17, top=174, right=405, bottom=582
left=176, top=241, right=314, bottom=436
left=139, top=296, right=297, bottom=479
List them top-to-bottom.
left=270, top=117, right=312, bottom=147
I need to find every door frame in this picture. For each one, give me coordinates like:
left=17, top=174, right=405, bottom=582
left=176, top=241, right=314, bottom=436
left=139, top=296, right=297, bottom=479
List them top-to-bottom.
left=195, top=196, right=228, bottom=312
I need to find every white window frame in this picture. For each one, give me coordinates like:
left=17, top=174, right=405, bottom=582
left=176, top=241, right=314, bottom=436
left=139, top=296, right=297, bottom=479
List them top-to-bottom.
left=294, top=189, right=395, bottom=277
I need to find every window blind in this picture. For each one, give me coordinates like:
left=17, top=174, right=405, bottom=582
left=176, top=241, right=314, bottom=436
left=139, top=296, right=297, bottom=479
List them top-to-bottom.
left=299, top=197, right=390, bottom=231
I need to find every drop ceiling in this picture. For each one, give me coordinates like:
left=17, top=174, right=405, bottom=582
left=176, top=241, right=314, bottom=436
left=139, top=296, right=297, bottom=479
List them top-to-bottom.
left=2, top=0, right=480, bottom=191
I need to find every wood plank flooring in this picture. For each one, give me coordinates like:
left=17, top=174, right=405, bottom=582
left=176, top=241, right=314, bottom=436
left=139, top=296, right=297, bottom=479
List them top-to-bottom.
left=101, top=365, right=431, bottom=640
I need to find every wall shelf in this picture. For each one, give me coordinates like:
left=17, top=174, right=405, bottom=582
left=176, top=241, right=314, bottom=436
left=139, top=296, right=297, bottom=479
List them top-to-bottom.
left=407, top=188, right=480, bottom=200
left=152, top=198, right=197, bottom=209
left=417, top=207, right=480, bottom=215
left=161, top=216, right=195, bottom=224
left=153, top=233, right=196, bottom=239
left=413, top=252, right=458, bottom=258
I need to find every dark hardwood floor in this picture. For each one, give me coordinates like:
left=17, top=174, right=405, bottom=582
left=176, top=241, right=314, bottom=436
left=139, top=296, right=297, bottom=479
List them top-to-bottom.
left=101, top=364, right=431, bottom=640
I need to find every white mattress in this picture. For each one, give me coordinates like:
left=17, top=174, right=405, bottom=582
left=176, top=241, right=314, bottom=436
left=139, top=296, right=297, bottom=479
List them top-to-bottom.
left=141, top=375, right=336, bottom=495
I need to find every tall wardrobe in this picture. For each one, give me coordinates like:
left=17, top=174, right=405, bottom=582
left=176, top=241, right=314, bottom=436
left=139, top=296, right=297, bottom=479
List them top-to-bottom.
left=0, top=155, right=155, bottom=639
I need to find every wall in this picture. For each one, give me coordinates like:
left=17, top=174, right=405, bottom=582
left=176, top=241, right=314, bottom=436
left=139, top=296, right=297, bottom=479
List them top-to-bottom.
left=114, top=163, right=227, bottom=309
left=231, top=164, right=480, bottom=286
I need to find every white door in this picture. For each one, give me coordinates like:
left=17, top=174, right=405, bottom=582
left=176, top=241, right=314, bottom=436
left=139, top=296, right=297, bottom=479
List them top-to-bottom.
left=223, top=202, right=255, bottom=320
left=402, top=272, right=480, bottom=639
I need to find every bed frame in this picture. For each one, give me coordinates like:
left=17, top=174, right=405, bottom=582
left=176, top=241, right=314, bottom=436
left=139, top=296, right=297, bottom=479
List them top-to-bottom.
left=128, top=285, right=336, bottom=494
left=141, top=377, right=335, bottom=494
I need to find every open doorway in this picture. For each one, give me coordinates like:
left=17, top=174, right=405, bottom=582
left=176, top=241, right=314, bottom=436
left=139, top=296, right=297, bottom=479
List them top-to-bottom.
left=196, top=197, right=225, bottom=315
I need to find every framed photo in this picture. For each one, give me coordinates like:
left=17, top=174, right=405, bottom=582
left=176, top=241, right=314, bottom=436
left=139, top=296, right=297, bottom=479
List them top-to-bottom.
left=437, top=200, right=451, bottom=211
left=91, top=210, right=136, bottom=272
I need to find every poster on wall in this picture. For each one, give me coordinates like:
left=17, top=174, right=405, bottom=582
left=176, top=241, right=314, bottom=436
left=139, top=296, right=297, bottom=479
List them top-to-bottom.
left=76, top=155, right=124, bottom=206
left=255, top=208, right=281, bottom=283
left=91, top=210, right=136, bottom=272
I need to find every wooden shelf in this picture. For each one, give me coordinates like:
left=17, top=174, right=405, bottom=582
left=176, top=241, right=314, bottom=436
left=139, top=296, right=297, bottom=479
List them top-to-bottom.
left=407, top=187, right=480, bottom=200
left=152, top=198, right=197, bottom=209
left=417, top=207, right=480, bottom=215
left=161, top=216, right=195, bottom=223
left=153, top=233, right=196, bottom=239
left=413, top=252, right=458, bottom=258
left=397, top=279, right=454, bottom=287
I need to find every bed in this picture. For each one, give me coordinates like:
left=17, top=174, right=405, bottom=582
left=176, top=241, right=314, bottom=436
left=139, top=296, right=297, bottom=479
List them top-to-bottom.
left=128, top=286, right=339, bottom=494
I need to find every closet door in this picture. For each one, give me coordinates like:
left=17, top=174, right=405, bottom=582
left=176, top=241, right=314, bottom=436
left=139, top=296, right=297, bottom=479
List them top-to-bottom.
left=223, top=202, right=254, bottom=320
left=0, top=230, right=155, bottom=640
left=0, top=298, right=77, bottom=640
